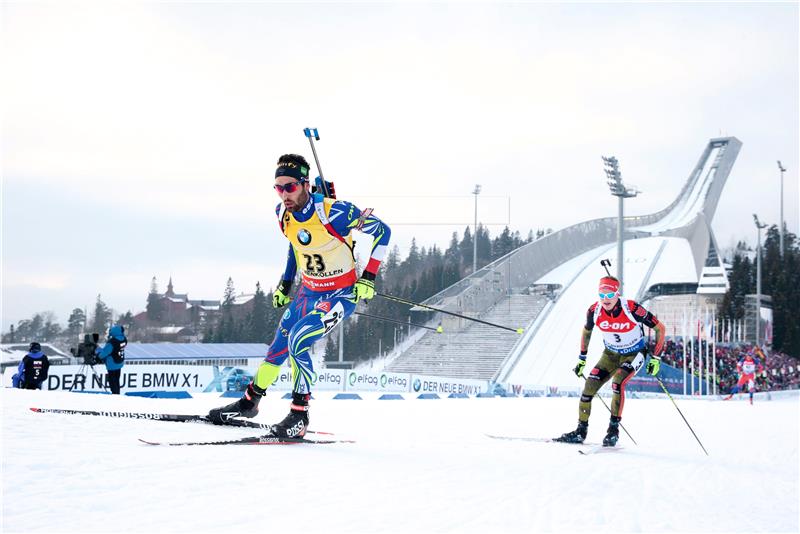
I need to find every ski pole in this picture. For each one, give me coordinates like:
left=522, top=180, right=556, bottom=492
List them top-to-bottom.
left=303, top=127, right=331, bottom=198
left=600, top=258, right=612, bottom=276
left=376, top=292, right=523, bottom=334
left=354, top=311, right=443, bottom=333
left=580, top=372, right=637, bottom=445
left=656, top=377, right=709, bottom=456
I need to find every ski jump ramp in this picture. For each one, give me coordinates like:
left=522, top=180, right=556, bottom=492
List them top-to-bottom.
left=416, top=137, right=741, bottom=388
left=499, top=137, right=741, bottom=387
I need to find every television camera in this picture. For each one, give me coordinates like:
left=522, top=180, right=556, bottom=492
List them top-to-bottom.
left=70, top=333, right=101, bottom=366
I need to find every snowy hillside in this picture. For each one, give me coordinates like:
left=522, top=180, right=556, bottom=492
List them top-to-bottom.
left=2, top=389, right=798, bottom=533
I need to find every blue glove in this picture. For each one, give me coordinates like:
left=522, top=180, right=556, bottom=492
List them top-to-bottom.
left=574, top=355, right=587, bottom=377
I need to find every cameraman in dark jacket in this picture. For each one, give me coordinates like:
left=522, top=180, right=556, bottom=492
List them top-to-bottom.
left=95, top=325, right=127, bottom=394
left=14, top=342, right=50, bottom=389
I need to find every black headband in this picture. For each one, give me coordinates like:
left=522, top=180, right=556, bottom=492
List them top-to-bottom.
left=275, top=161, right=309, bottom=181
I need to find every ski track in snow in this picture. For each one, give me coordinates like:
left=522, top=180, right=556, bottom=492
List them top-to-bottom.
left=2, top=389, right=798, bottom=533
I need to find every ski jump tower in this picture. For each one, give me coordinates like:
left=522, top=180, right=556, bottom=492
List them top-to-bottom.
left=387, top=137, right=742, bottom=386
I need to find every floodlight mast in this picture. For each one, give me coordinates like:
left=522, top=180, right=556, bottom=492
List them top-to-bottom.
left=602, top=156, right=639, bottom=293
left=778, top=161, right=786, bottom=257
left=472, top=184, right=481, bottom=274
left=753, top=214, right=768, bottom=347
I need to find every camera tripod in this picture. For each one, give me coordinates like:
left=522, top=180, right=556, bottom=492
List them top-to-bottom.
left=69, top=362, right=108, bottom=393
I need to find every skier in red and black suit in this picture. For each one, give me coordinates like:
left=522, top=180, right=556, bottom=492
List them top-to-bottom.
left=555, top=275, right=665, bottom=446
left=723, top=352, right=764, bottom=404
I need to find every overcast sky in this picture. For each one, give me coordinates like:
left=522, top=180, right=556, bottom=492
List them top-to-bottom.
left=2, top=1, right=798, bottom=333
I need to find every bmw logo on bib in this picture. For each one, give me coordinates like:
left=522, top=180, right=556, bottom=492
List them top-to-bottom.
left=297, top=229, right=312, bottom=245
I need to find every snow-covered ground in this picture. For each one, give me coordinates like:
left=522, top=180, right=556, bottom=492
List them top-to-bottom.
left=2, top=388, right=798, bottom=533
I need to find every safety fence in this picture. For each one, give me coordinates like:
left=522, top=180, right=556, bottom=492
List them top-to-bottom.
left=5, top=363, right=793, bottom=399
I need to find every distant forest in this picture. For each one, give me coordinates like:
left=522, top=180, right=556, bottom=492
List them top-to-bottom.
left=4, top=224, right=798, bottom=360
left=718, top=226, right=800, bottom=357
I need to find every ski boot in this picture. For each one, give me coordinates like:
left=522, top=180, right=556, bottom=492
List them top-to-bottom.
left=208, top=383, right=265, bottom=424
left=271, top=392, right=310, bottom=438
left=602, top=416, right=621, bottom=447
left=554, top=421, right=588, bottom=443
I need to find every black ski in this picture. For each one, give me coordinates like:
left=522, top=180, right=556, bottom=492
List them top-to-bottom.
left=29, top=407, right=331, bottom=435
left=139, top=435, right=354, bottom=447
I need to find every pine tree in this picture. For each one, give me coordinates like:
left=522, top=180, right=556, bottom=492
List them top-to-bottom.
left=476, top=224, right=492, bottom=267
left=459, top=226, right=474, bottom=271
left=762, top=226, right=800, bottom=355
left=492, top=227, right=513, bottom=260
left=443, top=232, right=462, bottom=286
left=406, top=239, right=421, bottom=270
left=721, top=243, right=754, bottom=322
left=385, top=245, right=400, bottom=272
left=781, top=246, right=800, bottom=356
left=146, top=276, right=164, bottom=323
left=217, top=277, right=237, bottom=342
left=248, top=282, right=271, bottom=342
left=90, top=294, right=112, bottom=334
left=67, top=308, right=86, bottom=338
left=41, top=312, right=62, bottom=341
left=29, top=314, right=44, bottom=339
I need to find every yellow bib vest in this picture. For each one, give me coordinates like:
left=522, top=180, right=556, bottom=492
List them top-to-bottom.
left=283, top=197, right=357, bottom=291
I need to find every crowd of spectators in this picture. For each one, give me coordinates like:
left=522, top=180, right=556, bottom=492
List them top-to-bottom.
left=646, top=339, right=800, bottom=392
left=760, top=349, right=800, bottom=391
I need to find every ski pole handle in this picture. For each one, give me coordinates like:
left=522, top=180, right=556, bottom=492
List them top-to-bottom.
left=303, top=127, right=329, bottom=197
left=600, top=259, right=612, bottom=277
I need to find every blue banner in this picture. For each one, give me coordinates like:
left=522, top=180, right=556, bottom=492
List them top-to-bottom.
left=625, top=363, right=712, bottom=394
